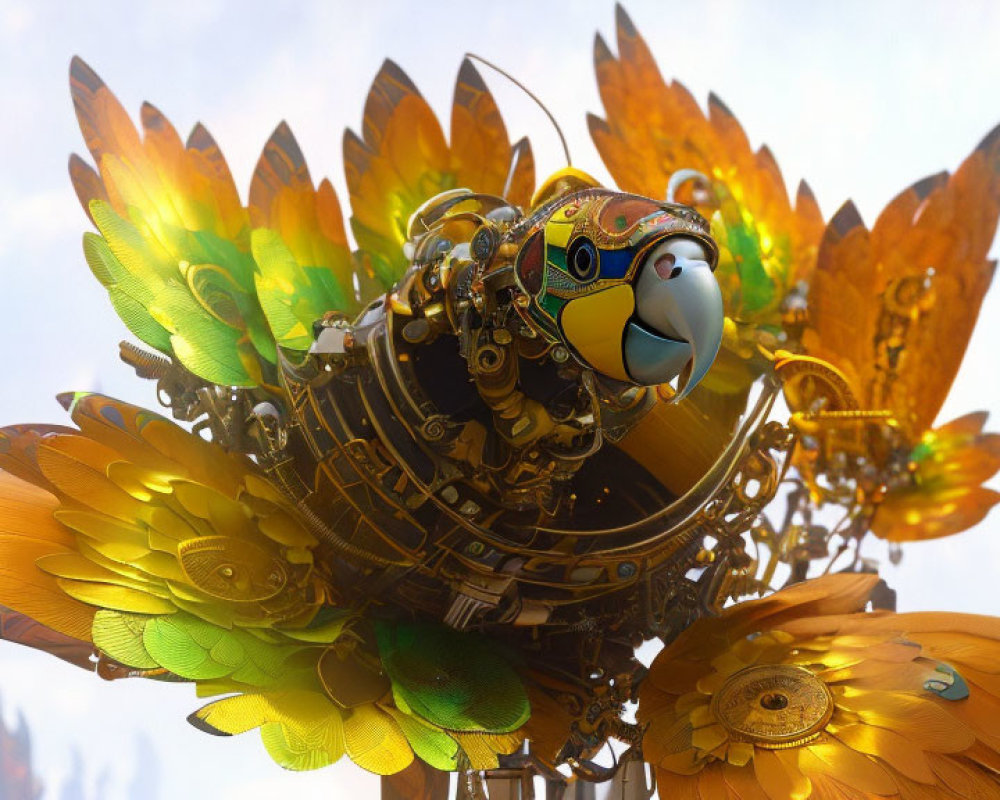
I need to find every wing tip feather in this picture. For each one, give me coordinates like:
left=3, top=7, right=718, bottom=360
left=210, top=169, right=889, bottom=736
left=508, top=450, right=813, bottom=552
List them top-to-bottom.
left=615, top=3, right=637, bottom=38
left=594, top=32, right=614, bottom=64
left=69, top=55, right=103, bottom=94
left=456, top=57, right=486, bottom=93
left=376, top=58, right=419, bottom=95
left=707, top=91, right=734, bottom=120
left=139, top=101, right=167, bottom=131
left=586, top=112, right=610, bottom=137
left=268, top=120, right=306, bottom=168
left=976, top=120, right=1000, bottom=157
left=186, top=122, right=214, bottom=151
left=910, top=171, right=949, bottom=201
left=796, top=179, right=816, bottom=203
left=829, top=200, right=865, bottom=238
left=186, top=711, right=231, bottom=736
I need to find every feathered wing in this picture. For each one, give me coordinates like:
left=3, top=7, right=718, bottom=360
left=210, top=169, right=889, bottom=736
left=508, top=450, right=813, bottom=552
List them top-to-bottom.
left=589, top=5, right=824, bottom=396
left=590, top=6, right=822, bottom=494
left=71, top=56, right=533, bottom=390
left=69, top=57, right=357, bottom=388
left=344, top=57, right=534, bottom=289
left=249, top=122, right=369, bottom=349
left=803, top=126, right=1000, bottom=433
left=801, top=128, right=1000, bottom=542
left=0, top=394, right=529, bottom=773
left=871, top=412, right=1000, bottom=542
left=639, top=574, right=1000, bottom=799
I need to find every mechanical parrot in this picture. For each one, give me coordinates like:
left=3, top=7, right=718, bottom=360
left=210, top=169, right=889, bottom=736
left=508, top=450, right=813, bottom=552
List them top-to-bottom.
left=1, top=6, right=1000, bottom=799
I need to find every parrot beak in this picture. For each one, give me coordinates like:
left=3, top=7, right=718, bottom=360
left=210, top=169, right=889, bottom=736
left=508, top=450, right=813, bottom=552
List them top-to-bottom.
left=624, top=237, right=724, bottom=401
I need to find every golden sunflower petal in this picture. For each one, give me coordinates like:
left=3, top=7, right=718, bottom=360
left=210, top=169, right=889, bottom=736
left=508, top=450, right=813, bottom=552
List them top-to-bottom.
left=657, top=574, right=879, bottom=666
left=727, top=574, right=879, bottom=639
left=782, top=612, right=1000, bottom=650
left=905, top=632, right=1000, bottom=674
left=831, top=638, right=923, bottom=663
left=713, top=649, right=755, bottom=678
left=819, top=657, right=932, bottom=690
left=653, top=658, right=720, bottom=694
left=957, top=665, right=1000, bottom=699
left=699, top=669, right=734, bottom=696
left=637, top=684, right=676, bottom=721
left=941, top=686, right=1000, bottom=751
left=835, top=691, right=975, bottom=752
left=677, top=693, right=712, bottom=716
left=691, top=703, right=717, bottom=729
left=644, top=714, right=700, bottom=771
left=692, top=723, right=729, bottom=753
left=832, top=723, right=937, bottom=784
left=799, top=738, right=897, bottom=795
left=963, top=741, right=1000, bottom=773
left=727, top=742, right=755, bottom=767
left=659, top=746, right=709, bottom=776
left=753, top=748, right=811, bottom=800
left=926, top=753, right=1000, bottom=799
left=699, top=762, right=739, bottom=798
left=722, top=762, right=773, bottom=800
left=655, top=767, right=704, bottom=800
left=888, top=767, right=969, bottom=799
left=806, top=775, right=873, bottom=800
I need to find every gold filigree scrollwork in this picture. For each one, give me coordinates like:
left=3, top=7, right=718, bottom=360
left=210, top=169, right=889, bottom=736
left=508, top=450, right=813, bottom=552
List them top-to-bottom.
left=694, top=418, right=796, bottom=612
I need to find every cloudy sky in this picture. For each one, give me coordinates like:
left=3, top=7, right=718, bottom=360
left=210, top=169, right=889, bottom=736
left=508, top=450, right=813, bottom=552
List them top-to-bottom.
left=0, top=1, right=999, bottom=797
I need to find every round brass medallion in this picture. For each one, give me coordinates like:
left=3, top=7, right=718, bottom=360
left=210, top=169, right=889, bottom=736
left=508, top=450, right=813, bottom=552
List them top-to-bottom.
left=711, top=664, right=834, bottom=748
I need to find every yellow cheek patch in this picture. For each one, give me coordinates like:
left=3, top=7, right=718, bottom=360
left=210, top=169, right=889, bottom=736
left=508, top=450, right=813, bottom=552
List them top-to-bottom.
left=545, top=218, right=574, bottom=248
left=560, top=284, right=634, bottom=382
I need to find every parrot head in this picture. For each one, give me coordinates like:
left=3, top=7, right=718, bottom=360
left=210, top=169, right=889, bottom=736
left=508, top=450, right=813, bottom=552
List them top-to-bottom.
left=514, top=170, right=724, bottom=400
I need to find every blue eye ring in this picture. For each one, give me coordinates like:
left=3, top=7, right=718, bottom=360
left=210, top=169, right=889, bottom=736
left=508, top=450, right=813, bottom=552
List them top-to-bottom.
left=567, top=237, right=599, bottom=282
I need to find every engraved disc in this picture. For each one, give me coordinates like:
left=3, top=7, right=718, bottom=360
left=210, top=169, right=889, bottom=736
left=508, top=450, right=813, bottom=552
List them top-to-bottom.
left=711, top=664, right=834, bottom=748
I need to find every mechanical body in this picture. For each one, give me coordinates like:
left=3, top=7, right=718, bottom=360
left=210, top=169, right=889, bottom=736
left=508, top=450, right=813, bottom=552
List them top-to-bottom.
left=263, top=173, right=727, bottom=645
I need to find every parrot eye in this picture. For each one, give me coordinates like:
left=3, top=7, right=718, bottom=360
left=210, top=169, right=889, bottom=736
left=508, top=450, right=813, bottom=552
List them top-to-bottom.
left=567, top=237, right=599, bottom=282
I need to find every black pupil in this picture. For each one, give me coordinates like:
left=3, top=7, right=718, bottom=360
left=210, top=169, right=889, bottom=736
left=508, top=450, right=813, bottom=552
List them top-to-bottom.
left=570, top=239, right=597, bottom=280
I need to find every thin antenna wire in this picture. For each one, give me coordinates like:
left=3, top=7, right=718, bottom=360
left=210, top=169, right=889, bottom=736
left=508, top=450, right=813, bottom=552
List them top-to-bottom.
left=464, top=52, right=572, bottom=167
left=502, top=141, right=522, bottom=199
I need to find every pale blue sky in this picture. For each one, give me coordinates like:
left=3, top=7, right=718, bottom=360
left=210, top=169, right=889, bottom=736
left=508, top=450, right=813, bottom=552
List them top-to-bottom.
left=0, top=1, right=998, bottom=797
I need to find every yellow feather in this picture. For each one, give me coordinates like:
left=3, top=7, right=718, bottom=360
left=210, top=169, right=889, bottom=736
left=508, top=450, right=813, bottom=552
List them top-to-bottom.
left=36, top=435, right=144, bottom=522
left=0, top=474, right=94, bottom=640
left=57, top=579, right=176, bottom=614
left=194, top=690, right=347, bottom=771
left=343, top=704, right=413, bottom=775
left=451, top=731, right=523, bottom=771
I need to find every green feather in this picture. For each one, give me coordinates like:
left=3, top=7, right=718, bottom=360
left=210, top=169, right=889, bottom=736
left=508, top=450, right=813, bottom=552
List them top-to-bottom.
left=90, top=199, right=280, bottom=387
left=91, top=200, right=174, bottom=284
left=724, top=221, right=773, bottom=313
left=352, top=225, right=400, bottom=291
left=251, top=228, right=352, bottom=351
left=83, top=232, right=173, bottom=353
left=151, top=283, right=254, bottom=386
left=278, top=607, right=353, bottom=643
left=92, top=609, right=158, bottom=669
left=142, top=612, right=301, bottom=685
left=375, top=621, right=529, bottom=734
left=387, top=708, right=459, bottom=771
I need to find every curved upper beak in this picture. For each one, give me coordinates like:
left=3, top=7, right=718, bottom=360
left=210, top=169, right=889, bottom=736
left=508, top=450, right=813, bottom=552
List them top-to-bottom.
left=624, top=238, right=724, bottom=401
